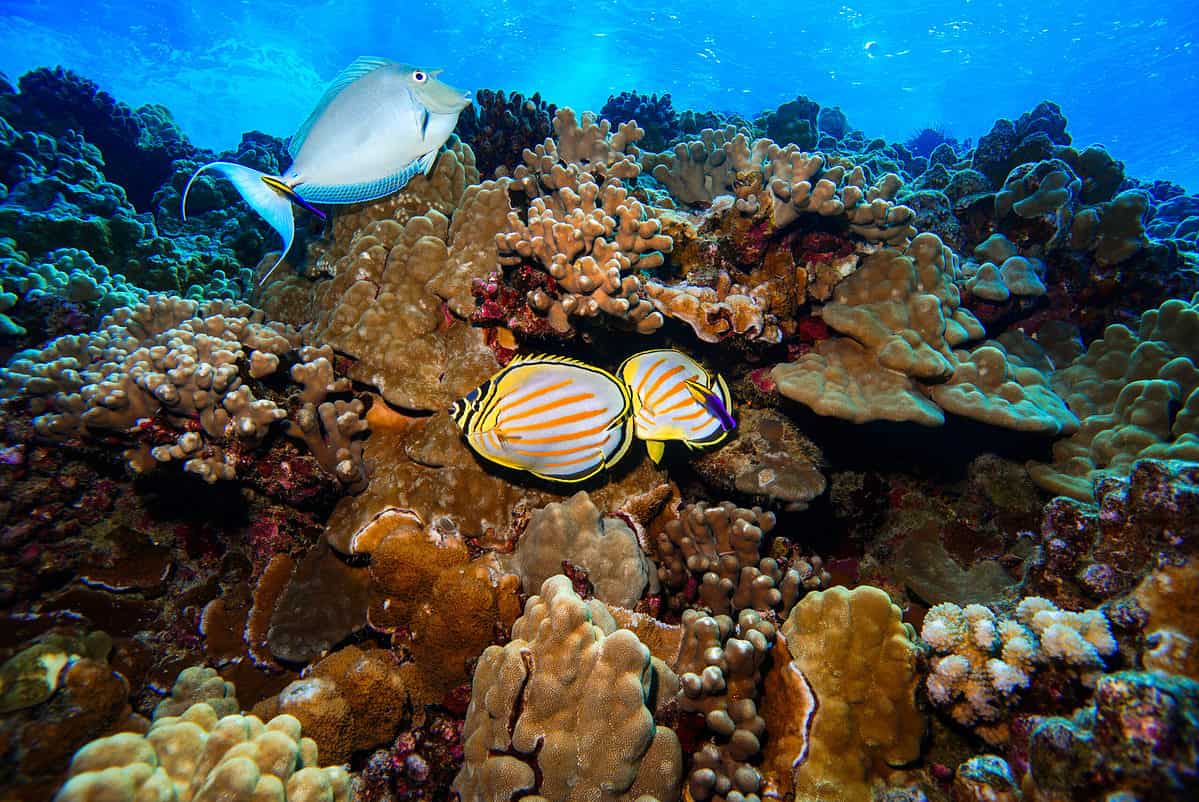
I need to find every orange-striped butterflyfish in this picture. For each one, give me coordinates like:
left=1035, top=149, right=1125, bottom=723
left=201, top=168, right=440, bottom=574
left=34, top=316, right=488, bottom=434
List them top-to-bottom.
left=619, top=349, right=736, bottom=464
left=448, top=354, right=634, bottom=482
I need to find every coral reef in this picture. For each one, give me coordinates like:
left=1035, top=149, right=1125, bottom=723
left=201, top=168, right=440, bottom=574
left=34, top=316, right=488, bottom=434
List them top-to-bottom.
left=4, top=59, right=1199, bottom=802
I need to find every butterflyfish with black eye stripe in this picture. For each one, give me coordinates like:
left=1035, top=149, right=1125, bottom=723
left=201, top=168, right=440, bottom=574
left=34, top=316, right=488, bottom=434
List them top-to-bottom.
left=619, top=348, right=736, bottom=464
left=448, top=354, right=634, bottom=483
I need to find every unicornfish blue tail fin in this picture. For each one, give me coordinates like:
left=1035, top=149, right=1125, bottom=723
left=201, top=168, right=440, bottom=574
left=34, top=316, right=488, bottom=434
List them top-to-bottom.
left=182, top=162, right=297, bottom=286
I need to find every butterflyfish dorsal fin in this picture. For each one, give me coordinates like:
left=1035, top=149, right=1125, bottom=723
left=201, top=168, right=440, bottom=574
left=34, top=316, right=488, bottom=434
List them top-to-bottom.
left=288, top=56, right=395, bottom=158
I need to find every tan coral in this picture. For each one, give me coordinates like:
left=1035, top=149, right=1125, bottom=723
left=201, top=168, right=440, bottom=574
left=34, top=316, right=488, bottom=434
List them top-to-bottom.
left=508, top=107, right=643, bottom=199
left=311, top=137, right=480, bottom=275
left=497, top=176, right=672, bottom=334
left=305, top=210, right=500, bottom=411
left=772, top=233, right=984, bottom=425
left=1030, top=293, right=1199, bottom=500
left=0, top=296, right=368, bottom=486
left=502, top=491, right=657, bottom=608
left=652, top=501, right=809, bottom=619
left=1135, top=561, right=1199, bottom=679
left=452, top=575, right=682, bottom=802
left=762, top=586, right=924, bottom=802
left=674, top=609, right=774, bottom=802
left=252, top=646, right=409, bottom=764
left=152, top=666, right=238, bottom=721
left=55, top=702, right=350, bottom=802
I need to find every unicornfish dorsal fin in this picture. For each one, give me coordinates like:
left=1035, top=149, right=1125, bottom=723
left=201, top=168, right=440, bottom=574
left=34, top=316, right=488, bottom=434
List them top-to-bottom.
left=183, top=161, right=295, bottom=285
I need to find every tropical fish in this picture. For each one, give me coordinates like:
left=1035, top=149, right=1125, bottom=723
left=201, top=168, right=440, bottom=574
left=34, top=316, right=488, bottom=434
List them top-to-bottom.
left=182, top=57, right=471, bottom=284
left=619, top=349, right=735, bottom=463
left=449, top=354, right=634, bottom=483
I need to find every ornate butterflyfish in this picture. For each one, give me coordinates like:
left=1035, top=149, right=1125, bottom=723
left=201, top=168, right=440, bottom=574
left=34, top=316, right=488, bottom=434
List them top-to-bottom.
left=182, top=57, right=470, bottom=284
left=619, top=348, right=736, bottom=463
left=448, top=354, right=634, bottom=483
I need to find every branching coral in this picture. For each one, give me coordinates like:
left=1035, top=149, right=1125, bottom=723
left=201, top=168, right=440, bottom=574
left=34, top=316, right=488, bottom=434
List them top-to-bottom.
left=496, top=176, right=671, bottom=335
left=0, top=295, right=368, bottom=488
left=652, top=501, right=813, bottom=618
left=922, top=598, right=1116, bottom=736
left=675, top=608, right=775, bottom=802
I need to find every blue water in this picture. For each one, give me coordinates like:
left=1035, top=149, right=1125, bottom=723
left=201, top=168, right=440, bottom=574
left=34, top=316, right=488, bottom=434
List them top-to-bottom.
left=2, top=0, right=1198, bottom=188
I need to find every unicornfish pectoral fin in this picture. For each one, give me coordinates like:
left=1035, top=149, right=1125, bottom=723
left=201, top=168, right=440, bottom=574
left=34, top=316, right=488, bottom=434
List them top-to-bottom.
left=183, top=162, right=295, bottom=286
left=646, top=440, right=666, bottom=464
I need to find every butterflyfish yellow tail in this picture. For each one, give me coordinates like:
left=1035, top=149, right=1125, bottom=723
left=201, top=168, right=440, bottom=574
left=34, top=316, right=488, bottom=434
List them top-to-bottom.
left=182, top=161, right=302, bottom=286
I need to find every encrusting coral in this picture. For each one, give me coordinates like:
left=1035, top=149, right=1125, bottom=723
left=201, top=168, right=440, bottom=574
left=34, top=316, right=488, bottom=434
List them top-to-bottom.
left=452, top=574, right=683, bottom=802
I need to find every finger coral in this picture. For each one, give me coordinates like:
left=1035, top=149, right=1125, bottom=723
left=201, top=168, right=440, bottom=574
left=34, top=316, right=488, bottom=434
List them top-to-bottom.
left=0, top=295, right=368, bottom=488
left=922, top=597, right=1116, bottom=740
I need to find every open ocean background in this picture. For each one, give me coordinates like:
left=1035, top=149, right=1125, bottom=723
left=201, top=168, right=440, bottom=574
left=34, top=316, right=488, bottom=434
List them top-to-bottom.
left=1, top=0, right=1197, bottom=186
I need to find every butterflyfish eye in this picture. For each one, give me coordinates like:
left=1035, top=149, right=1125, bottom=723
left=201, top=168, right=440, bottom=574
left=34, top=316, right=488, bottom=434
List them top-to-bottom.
left=413, top=71, right=427, bottom=82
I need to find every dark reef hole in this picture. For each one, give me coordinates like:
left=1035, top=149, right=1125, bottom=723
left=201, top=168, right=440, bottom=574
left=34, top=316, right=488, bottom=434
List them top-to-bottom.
left=777, top=398, right=1057, bottom=479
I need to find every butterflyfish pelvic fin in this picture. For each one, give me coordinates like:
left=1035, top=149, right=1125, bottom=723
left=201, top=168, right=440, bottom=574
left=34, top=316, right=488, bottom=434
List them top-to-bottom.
left=183, top=161, right=296, bottom=286
left=646, top=440, right=666, bottom=464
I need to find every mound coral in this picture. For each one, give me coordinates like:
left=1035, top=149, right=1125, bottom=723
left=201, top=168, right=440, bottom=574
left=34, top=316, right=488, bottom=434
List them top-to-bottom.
left=1030, top=293, right=1199, bottom=500
left=503, top=491, right=657, bottom=608
left=452, top=574, right=682, bottom=801
left=762, top=585, right=924, bottom=802
left=55, top=702, right=350, bottom=802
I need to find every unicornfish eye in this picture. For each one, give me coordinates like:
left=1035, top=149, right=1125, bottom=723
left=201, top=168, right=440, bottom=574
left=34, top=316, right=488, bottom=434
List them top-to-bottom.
left=413, top=71, right=427, bottom=82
